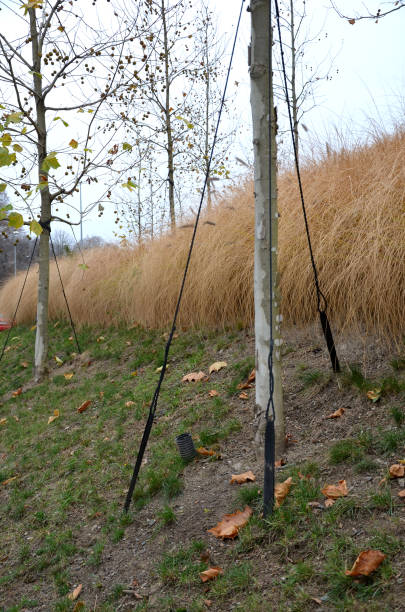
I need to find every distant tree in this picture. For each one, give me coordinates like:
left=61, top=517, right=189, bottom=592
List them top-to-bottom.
left=0, top=0, right=146, bottom=380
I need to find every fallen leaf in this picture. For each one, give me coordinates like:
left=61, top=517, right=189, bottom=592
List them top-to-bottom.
left=30, top=324, right=36, bottom=331
left=96, top=336, right=105, bottom=343
left=126, top=341, right=132, bottom=346
left=54, top=355, right=63, bottom=366
left=20, top=361, right=29, bottom=368
left=209, top=361, right=227, bottom=374
left=155, top=364, right=168, bottom=373
left=247, top=369, right=255, bottom=383
left=131, top=371, right=138, bottom=377
left=182, top=371, right=206, bottom=382
left=64, top=372, right=74, bottom=380
left=237, top=382, right=252, bottom=390
left=12, top=387, right=22, bottom=397
left=366, top=388, right=381, bottom=402
left=208, top=390, right=219, bottom=397
left=99, top=391, right=104, bottom=399
left=239, top=392, right=249, bottom=400
left=77, top=400, right=92, bottom=413
left=125, top=401, right=136, bottom=408
left=326, top=407, right=345, bottom=419
left=48, top=409, right=60, bottom=424
left=13, top=415, right=19, bottom=422
left=0, top=418, right=7, bottom=426
left=285, top=433, right=298, bottom=444
left=197, top=447, right=216, bottom=456
left=275, top=459, right=285, bottom=468
left=398, top=459, right=405, bottom=465
left=389, top=464, right=405, bottom=478
left=230, top=471, right=256, bottom=484
left=2, top=476, right=18, bottom=486
left=275, top=476, right=293, bottom=507
left=321, top=480, right=348, bottom=499
left=398, top=489, right=405, bottom=498
left=324, top=498, right=335, bottom=508
left=207, top=506, right=252, bottom=539
left=345, top=549, right=386, bottom=576
left=200, top=566, right=224, bottom=582
left=68, top=584, right=83, bottom=600
left=311, top=597, right=322, bottom=605
left=204, top=600, right=212, bottom=607
left=73, top=603, right=85, bottom=612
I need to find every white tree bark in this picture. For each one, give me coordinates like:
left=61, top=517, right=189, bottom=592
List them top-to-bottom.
left=250, top=0, right=285, bottom=458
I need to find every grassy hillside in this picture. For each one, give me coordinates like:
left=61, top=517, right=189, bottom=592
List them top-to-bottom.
left=0, top=129, right=404, bottom=340
left=0, top=322, right=404, bottom=610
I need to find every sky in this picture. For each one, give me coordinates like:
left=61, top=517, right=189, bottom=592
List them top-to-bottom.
left=2, top=0, right=405, bottom=242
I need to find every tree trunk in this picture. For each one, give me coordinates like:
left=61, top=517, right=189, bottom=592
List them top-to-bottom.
left=161, top=0, right=175, bottom=231
left=250, top=0, right=285, bottom=459
left=29, top=7, right=51, bottom=381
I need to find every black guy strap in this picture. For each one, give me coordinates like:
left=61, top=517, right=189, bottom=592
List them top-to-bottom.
left=273, top=0, right=340, bottom=373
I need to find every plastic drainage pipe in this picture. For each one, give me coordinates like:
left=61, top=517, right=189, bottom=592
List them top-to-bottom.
left=175, top=433, right=196, bottom=461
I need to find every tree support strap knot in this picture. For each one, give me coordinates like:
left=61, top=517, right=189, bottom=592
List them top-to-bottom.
left=39, top=219, right=51, bottom=233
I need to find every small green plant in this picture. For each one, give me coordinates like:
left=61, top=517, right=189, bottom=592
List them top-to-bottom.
left=342, top=364, right=369, bottom=391
left=298, top=369, right=325, bottom=388
left=390, top=406, right=405, bottom=426
left=329, top=439, right=364, bottom=464
left=354, top=457, right=378, bottom=473
left=236, top=484, right=261, bottom=507
left=369, top=487, right=394, bottom=513
left=157, top=504, right=176, bottom=526
left=88, top=540, right=105, bottom=567
left=157, top=540, right=206, bottom=585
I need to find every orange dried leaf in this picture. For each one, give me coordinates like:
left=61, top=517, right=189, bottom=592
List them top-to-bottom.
left=21, top=361, right=29, bottom=368
left=208, top=361, right=227, bottom=374
left=247, top=369, right=256, bottom=383
left=182, top=371, right=206, bottom=382
left=64, top=372, right=74, bottom=380
left=237, top=382, right=252, bottom=390
left=12, top=387, right=22, bottom=397
left=208, top=390, right=219, bottom=397
left=239, top=392, right=249, bottom=400
left=77, top=400, right=92, bottom=413
left=125, top=401, right=136, bottom=407
left=326, top=407, right=345, bottom=419
left=47, top=409, right=60, bottom=424
left=0, top=418, right=7, bottom=426
left=285, top=433, right=298, bottom=444
left=197, top=447, right=216, bottom=456
left=275, top=459, right=285, bottom=468
left=389, top=464, right=405, bottom=478
left=230, top=471, right=256, bottom=484
left=2, top=475, right=18, bottom=486
left=275, top=476, right=293, bottom=507
left=321, top=480, right=348, bottom=499
left=398, top=489, right=405, bottom=498
left=324, top=498, right=335, bottom=508
left=207, top=506, right=252, bottom=539
left=345, top=549, right=386, bottom=576
left=199, top=566, right=224, bottom=582
left=68, top=584, right=83, bottom=600
left=73, top=603, right=85, bottom=612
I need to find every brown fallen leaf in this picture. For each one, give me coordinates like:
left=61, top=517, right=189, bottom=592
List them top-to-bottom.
left=20, top=361, right=29, bottom=368
left=209, top=361, right=227, bottom=374
left=247, top=369, right=255, bottom=383
left=182, top=371, right=207, bottom=382
left=64, top=372, right=74, bottom=380
left=237, top=382, right=252, bottom=390
left=12, top=387, right=22, bottom=397
left=366, top=388, right=381, bottom=402
left=208, top=390, right=219, bottom=397
left=238, top=392, right=249, bottom=400
left=77, top=400, right=92, bottom=413
left=125, top=401, right=136, bottom=407
left=326, top=407, right=345, bottom=419
left=48, top=409, right=60, bottom=424
left=13, top=415, right=19, bottom=422
left=0, top=418, right=7, bottom=426
left=285, top=433, right=298, bottom=444
left=197, top=447, right=216, bottom=456
left=275, top=459, right=285, bottom=468
left=398, top=459, right=405, bottom=465
left=389, top=464, right=405, bottom=478
left=230, top=471, right=256, bottom=485
left=2, top=475, right=18, bottom=486
left=275, top=476, right=293, bottom=507
left=321, top=480, right=348, bottom=499
left=398, top=489, right=405, bottom=498
left=324, top=498, right=335, bottom=508
left=207, top=506, right=252, bottom=539
left=345, top=549, right=386, bottom=576
left=200, top=567, right=224, bottom=582
left=68, top=584, right=83, bottom=600
left=204, top=600, right=212, bottom=607
left=73, top=603, right=85, bottom=612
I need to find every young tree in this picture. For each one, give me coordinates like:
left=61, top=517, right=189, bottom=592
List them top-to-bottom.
left=0, top=0, right=145, bottom=380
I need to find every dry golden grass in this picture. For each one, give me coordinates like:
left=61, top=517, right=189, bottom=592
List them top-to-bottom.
left=0, top=130, right=404, bottom=340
